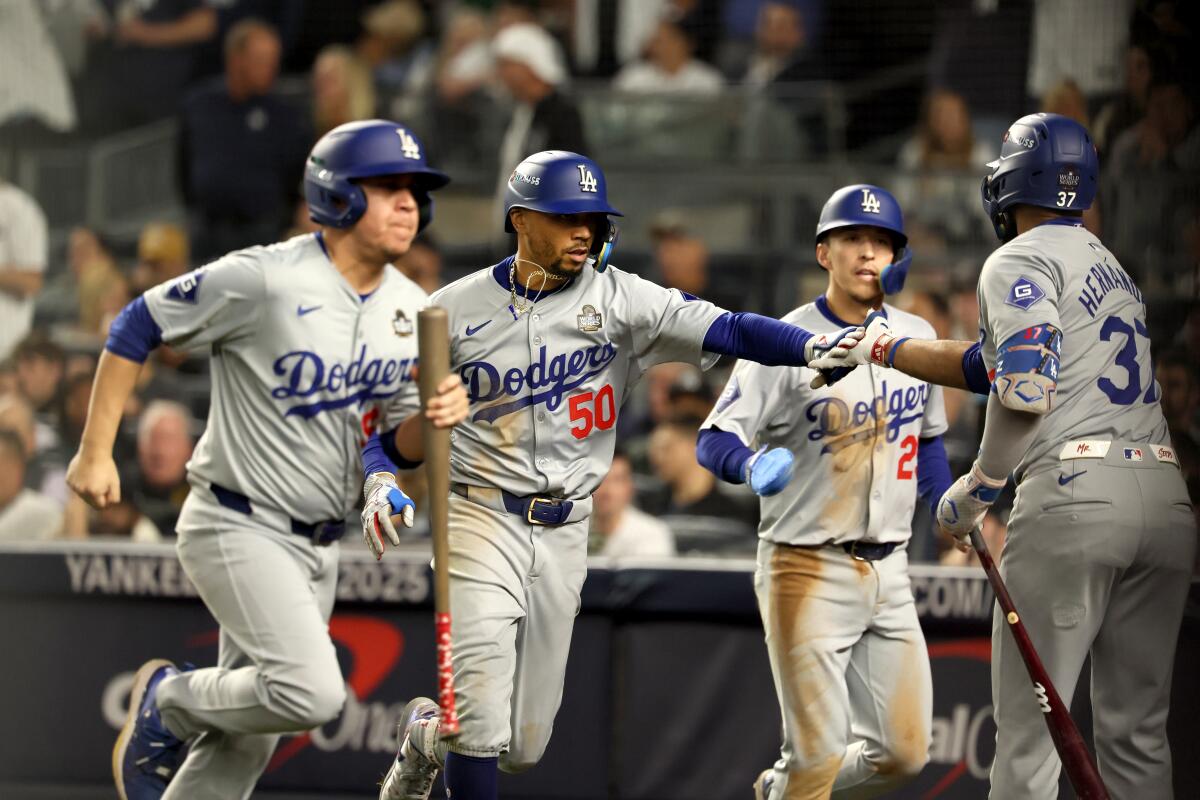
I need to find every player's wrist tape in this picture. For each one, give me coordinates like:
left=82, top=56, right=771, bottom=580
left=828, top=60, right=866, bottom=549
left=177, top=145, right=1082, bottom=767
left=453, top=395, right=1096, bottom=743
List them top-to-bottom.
left=869, top=332, right=896, bottom=365
left=886, top=337, right=910, bottom=368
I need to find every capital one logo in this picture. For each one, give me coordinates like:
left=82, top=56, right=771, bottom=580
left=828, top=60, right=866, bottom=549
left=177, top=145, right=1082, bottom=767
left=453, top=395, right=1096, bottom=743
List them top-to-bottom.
left=397, top=128, right=421, bottom=160
left=577, top=164, right=598, bottom=193
left=860, top=189, right=881, bottom=213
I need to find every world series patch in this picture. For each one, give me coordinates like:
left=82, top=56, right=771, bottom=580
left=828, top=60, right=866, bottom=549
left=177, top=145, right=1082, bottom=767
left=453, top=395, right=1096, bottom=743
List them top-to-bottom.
left=1004, top=276, right=1046, bottom=311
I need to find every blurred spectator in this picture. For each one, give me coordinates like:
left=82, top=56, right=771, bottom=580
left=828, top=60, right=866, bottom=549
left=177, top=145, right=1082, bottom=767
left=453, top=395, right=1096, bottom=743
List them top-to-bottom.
left=0, top=0, right=77, bottom=132
left=81, top=0, right=218, bottom=131
left=358, top=0, right=435, bottom=103
left=570, top=0, right=672, bottom=78
left=1026, top=0, right=1137, bottom=103
left=740, top=1, right=813, bottom=88
left=434, top=7, right=493, bottom=106
left=613, top=13, right=723, bottom=95
left=180, top=18, right=310, bottom=262
left=492, top=22, right=586, bottom=233
left=1094, top=42, right=1157, bottom=154
left=311, top=44, right=376, bottom=139
left=1109, top=76, right=1199, bottom=171
left=1041, top=78, right=1090, bottom=127
left=896, top=89, right=996, bottom=250
left=0, top=181, right=48, bottom=361
left=649, top=213, right=744, bottom=311
left=130, top=222, right=191, bottom=297
left=34, top=227, right=117, bottom=330
left=395, top=234, right=442, bottom=294
left=78, top=264, right=130, bottom=341
left=902, top=290, right=970, bottom=428
left=13, top=333, right=64, bottom=423
left=1158, top=348, right=1199, bottom=445
left=0, top=359, right=15, bottom=396
left=56, top=371, right=94, bottom=452
left=0, top=390, right=67, bottom=506
left=128, top=400, right=194, bottom=537
left=643, top=415, right=758, bottom=530
left=0, top=430, right=63, bottom=541
left=590, top=451, right=676, bottom=558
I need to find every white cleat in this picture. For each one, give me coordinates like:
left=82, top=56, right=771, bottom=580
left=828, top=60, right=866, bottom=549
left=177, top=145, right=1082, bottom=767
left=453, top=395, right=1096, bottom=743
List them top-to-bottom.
left=379, top=697, right=441, bottom=800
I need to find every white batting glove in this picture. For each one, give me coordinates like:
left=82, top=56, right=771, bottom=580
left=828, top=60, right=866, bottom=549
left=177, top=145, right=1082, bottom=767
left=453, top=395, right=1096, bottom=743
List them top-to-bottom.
left=808, top=310, right=901, bottom=388
left=803, top=325, right=863, bottom=370
left=936, top=462, right=1006, bottom=547
left=361, top=472, right=415, bottom=560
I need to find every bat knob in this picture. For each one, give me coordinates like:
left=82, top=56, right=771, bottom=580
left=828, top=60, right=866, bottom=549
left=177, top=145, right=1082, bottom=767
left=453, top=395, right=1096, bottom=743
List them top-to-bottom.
left=1007, top=611, right=1019, bottom=624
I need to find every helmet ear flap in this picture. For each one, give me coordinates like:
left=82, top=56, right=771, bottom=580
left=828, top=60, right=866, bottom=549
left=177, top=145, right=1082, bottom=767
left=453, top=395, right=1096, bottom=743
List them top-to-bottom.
left=587, top=221, right=619, bottom=273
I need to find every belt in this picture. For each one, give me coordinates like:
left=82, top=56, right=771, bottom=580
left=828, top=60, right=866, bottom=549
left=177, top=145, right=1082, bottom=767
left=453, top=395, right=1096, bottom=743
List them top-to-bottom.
left=1058, top=439, right=1178, bottom=467
left=210, top=482, right=345, bottom=546
left=450, top=483, right=590, bottom=526
left=840, top=541, right=899, bottom=561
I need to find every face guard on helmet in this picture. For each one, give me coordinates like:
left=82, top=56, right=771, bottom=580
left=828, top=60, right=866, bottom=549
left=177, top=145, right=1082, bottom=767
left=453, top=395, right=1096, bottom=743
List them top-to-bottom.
left=304, top=119, right=450, bottom=232
left=504, top=150, right=624, bottom=273
left=815, top=184, right=912, bottom=294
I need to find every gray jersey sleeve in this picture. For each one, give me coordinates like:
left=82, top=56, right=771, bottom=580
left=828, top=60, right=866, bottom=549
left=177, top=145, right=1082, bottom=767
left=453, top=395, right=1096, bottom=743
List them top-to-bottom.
left=978, top=244, right=1064, bottom=355
left=143, top=250, right=268, bottom=353
left=615, top=271, right=726, bottom=372
left=702, top=357, right=799, bottom=446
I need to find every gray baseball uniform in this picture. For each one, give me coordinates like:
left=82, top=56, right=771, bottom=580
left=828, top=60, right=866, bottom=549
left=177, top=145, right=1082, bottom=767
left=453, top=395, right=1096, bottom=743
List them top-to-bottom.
left=976, top=221, right=1195, bottom=799
left=141, top=233, right=426, bottom=799
left=425, top=258, right=723, bottom=767
left=703, top=298, right=946, bottom=798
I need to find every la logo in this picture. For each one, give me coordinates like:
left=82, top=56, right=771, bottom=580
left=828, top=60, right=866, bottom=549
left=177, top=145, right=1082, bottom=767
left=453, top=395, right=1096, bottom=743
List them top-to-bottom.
left=397, top=128, right=421, bottom=160
left=577, top=164, right=598, bottom=193
left=860, top=189, right=881, bottom=213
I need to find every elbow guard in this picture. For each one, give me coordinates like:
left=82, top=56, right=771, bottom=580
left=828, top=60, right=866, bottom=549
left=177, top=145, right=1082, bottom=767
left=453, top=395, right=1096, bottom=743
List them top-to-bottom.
left=993, top=324, right=1062, bottom=414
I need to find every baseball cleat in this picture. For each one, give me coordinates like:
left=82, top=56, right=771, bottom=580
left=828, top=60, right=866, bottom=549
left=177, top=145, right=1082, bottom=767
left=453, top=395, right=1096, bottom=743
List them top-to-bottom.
left=113, top=659, right=187, bottom=800
left=379, top=697, right=442, bottom=800
left=753, top=767, right=775, bottom=800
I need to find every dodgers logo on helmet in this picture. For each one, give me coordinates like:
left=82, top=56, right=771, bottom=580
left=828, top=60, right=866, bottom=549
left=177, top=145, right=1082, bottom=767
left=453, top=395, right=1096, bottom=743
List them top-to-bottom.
left=304, top=119, right=450, bottom=231
left=503, top=150, right=625, bottom=272
left=815, top=184, right=912, bottom=294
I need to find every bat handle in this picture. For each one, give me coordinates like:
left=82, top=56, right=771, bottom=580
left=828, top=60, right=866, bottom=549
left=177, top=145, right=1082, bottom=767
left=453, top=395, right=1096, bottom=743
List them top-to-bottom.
left=968, top=524, right=986, bottom=552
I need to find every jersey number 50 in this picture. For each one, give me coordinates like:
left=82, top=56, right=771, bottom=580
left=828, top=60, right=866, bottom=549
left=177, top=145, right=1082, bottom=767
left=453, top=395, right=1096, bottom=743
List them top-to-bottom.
left=569, top=385, right=617, bottom=439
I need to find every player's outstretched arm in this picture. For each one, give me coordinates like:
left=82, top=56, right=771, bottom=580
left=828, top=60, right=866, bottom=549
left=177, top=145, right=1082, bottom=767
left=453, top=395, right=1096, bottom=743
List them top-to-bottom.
left=700, top=311, right=861, bottom=368
left=66, top=349, right=144, bottom=508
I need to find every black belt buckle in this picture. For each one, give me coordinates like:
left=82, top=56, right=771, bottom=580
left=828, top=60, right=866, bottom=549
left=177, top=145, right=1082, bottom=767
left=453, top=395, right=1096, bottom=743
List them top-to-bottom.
left=526, top=497, right=563, bottom=525
left=843, top=541, right=893, bottom=561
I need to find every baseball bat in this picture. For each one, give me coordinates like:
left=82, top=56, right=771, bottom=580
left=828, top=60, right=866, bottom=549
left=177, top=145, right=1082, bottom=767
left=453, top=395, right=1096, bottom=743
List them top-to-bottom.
left=417, top=307, right=460, bottom=737
left=968, top=526, right=1109, bottom=798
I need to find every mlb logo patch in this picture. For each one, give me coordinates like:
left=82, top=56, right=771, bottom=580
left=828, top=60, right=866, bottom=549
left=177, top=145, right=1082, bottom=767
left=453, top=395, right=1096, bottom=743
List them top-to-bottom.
left=165, top=270, right=204, bottom=304
left=1005, top=276, right=1046, bottom=311
left=1123, top=448, right=1143, bottom=462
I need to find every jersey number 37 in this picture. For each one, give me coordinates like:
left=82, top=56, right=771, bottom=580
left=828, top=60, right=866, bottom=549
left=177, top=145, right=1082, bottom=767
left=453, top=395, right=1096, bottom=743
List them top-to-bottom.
left=1098, top=313, right=1157, bottom=406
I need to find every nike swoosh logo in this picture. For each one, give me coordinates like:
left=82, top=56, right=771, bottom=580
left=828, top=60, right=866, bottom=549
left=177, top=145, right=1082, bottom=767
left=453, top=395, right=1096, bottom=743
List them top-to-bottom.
left=297, top=305, right=322, bottom=316
left=465, top=320, right=492, bottom=336
left=1058, top=470, right=1087, bottom=486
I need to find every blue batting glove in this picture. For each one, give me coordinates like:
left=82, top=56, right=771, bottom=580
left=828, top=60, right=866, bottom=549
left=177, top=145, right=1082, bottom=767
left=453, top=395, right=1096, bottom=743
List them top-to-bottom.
left=745, top=446, right=795, bottom=496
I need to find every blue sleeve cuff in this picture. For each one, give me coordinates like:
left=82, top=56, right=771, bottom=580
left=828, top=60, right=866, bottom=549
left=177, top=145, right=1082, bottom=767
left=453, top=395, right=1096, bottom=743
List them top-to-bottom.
left=104, top=297, right=163, bottom=363
left=702, top=311, right=814, bottom=367
left=962, top=341, right=991, bottom=396
left=380, top=426, right=423, bottom=470
left=696, top=427, right=755, bottom=484
left=362, top=432, right=399, bottom=476
left=917, top=436, right=953, bottom=514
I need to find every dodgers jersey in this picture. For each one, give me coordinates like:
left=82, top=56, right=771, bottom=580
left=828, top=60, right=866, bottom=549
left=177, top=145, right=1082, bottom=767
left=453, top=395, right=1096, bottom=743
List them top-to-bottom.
left=977, top=221, right=1170, bottom=480
left=143, top=233, right=425, bottom=522
left=428, top=258, right=725, bottom=498
left=703, top=298, right=947, bottom=546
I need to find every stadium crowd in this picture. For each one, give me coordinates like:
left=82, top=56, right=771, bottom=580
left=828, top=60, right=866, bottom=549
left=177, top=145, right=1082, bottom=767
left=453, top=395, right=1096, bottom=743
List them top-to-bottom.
left=0, top=0, right=1196, bottom=565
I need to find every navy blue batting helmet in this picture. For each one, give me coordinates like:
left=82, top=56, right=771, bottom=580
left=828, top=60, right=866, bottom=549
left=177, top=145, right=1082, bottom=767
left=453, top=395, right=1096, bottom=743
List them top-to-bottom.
left=981, top=113, right=1098, bottom=242
left=304, top=120, right=449, bottom=230
left=504, top=151, right=623, bottom=273
left=815, top=184, right=911, bottom=294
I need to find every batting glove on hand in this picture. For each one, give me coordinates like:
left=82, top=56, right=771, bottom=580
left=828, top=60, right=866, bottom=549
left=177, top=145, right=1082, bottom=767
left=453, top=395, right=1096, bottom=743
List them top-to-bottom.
left=808, top=310, right=901, bottom=388
left=804, top=325, right=864, bottom=388
left=745, top=446, right=795, bottom=496
left=936, top=462, right=1006, bottom=547
left=362, top=472, right=415, bottom=560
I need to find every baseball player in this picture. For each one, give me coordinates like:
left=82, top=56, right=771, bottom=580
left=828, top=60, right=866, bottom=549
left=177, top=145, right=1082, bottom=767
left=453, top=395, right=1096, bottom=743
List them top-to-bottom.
left=814, top=114, right=1197, bottom=798
left=66, top=120, right=469, bottom=800
left=368, top=150, right=863, bottom=800
left=699, top=185, right=951, bottom=799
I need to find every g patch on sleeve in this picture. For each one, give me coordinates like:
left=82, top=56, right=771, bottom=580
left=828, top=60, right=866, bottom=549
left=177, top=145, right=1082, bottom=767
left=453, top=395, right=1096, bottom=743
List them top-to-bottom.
left=165, top=270, right=205, bottom=304
left=1004, top=276, right=1046, bottom=311
left=715, top=376, right=741, bottom=413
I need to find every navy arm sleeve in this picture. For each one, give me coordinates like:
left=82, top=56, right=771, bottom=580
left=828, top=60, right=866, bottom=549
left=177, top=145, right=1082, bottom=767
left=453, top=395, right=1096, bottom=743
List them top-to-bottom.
left=105, top=297, right=163, bottom=363
left=702, top=311, right=814, bottom=367
left=962, top=341, right=991, bottom=396
left=379, top=426, right=423, bottom=470
left=696, top=427, right=755, bottom=484
left=362, top=432, right=401, bottom=476
left=917, top=436, right=954, bottom=514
